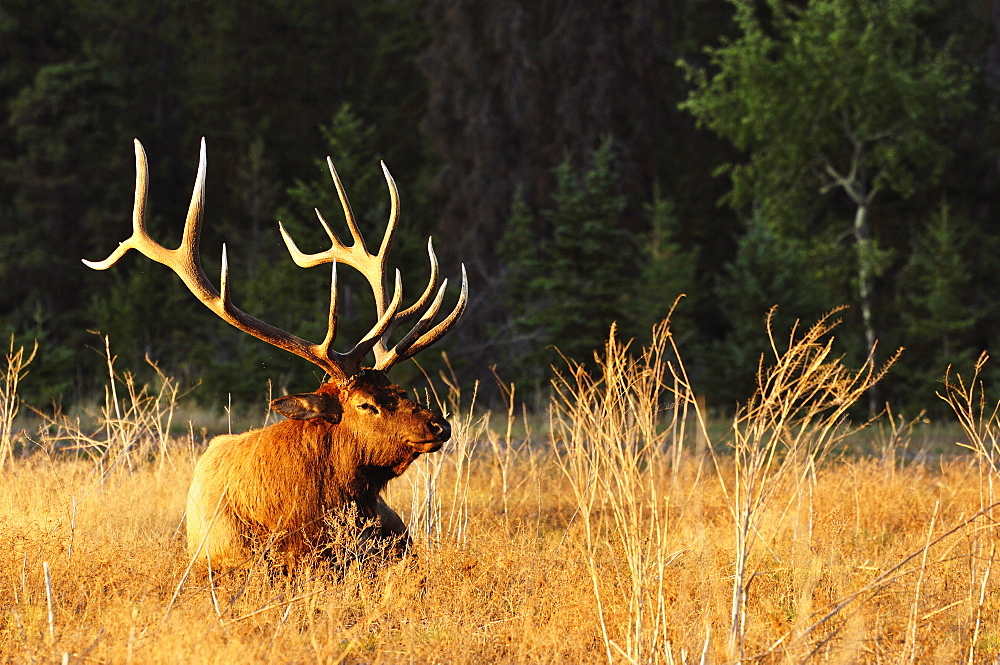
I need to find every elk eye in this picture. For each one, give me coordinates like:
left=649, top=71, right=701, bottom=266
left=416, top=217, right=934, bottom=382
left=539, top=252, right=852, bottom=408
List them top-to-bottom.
left=357, top=402, right=379, bottom=415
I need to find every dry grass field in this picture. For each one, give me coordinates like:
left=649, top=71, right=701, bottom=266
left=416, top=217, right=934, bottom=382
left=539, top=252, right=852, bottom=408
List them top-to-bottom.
left=2, top=315, right=1000, bottom=664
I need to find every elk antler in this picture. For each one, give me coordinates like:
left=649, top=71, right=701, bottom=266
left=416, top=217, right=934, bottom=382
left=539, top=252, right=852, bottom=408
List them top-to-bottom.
left=83, top=139, right=464, bottom=381
left=277, top=157, right=468, bottom=372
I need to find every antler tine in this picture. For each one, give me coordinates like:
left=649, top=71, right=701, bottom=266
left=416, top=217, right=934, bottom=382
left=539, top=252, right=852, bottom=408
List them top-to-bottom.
left=181, top=138, right=209, bottom=275
left=83, top=139, right=170, bottom=271
left=84, top=139, right=352, bottom=383
left=84, top=139, right=216, bottom=304
left=328, top=156, right=367, bottom=251
left=272, top=158, right=468, bottom=374
left=278, top=159, right=397, bottom=317
left=377, top=160, right=400, bottom=259
left=278, top=206, right=351, bottom=268
left=372, top=237, right=441, bottom=356
left=395, top=238, right=441, bottom=321
left=220, top=243, right=230, bottom=305
left=314, top=260, right=407, bottom=378
left=316, top=260, right=339, bottom=357
left=405, top=263, right=468, bottom=355
left=374, top=264, right=468, bottom=371
left=339, top=270, right=404, bottom=374
left=374, top=278, right=448, bottom=370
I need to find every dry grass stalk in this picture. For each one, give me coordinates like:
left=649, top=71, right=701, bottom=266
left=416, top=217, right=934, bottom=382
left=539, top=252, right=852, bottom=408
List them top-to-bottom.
left=549, top=308, right=705, bottom=664
left=718, top=308, right=899, bottom=660
left=0, top=335, right=38, bottom=470
left=32, top=336, right=188, bottom=476
left=939, top=352, right=1000, bottom=663
left=940, top=352, right=1000, bottom=508
left=405, top=376, right=485, bottom=549
left=484, top=377, right=532, bottom=525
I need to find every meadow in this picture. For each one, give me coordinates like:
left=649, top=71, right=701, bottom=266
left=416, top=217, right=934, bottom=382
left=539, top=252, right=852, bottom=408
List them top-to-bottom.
left=2, top=313, right=999, bottom=664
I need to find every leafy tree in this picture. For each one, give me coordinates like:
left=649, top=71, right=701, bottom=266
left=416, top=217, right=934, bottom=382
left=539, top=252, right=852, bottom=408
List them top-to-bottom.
left=0, top=0, right=996, bottom=415
left=680, top=0, right=974, bottom=410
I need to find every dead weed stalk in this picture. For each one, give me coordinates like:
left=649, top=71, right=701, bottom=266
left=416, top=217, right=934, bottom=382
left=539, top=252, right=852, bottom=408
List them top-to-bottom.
left=550, top=306, right=706, bottom=664
left=718, top=308, right=898, bottom=660
left=0, top=335, right=37, bottom=470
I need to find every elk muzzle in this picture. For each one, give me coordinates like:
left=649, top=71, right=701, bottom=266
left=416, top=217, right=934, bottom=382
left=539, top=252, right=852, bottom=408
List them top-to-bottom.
left=409, top=415, right=451, bottom=453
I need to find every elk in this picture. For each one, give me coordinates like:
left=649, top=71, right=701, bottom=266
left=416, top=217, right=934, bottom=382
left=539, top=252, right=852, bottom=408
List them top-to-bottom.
left=84, top=139, right=467, bottom=568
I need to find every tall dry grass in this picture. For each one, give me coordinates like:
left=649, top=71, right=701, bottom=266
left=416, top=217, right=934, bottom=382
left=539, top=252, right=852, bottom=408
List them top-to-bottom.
left=719, top=309, right=899, bottom=660
left=2, top=316, right=999, bottom=663
left=549, top=316, right=698, bottom=663
left=0, top=335, right=37, bottom=470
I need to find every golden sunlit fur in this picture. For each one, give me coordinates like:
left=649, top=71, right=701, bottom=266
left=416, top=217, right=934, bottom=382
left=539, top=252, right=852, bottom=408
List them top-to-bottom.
left=186, top=371, right=449, bottom=568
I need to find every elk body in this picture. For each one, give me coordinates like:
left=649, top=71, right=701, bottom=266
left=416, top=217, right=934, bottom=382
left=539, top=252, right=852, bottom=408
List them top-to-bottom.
left=85, top=139, right=467, bottom=568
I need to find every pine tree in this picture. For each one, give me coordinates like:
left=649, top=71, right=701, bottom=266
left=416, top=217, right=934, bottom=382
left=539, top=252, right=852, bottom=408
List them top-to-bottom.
left=500, top=139, right=632, bottom=377
left=630, top=190, right=698, bottom=342
left=894, top=202, right=980, bottom=411
left=709, top=215, right=844, bottom=406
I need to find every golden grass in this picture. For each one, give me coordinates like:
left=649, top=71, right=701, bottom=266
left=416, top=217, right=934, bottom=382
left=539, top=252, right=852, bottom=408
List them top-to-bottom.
left=2, top=317, right=1000, bottom=663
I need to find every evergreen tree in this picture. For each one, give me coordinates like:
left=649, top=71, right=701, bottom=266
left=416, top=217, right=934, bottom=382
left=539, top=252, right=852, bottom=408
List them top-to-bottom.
left=0, top=0, right=996, bottom=412
left=419, top=0, right=680, bottom=264
left=261, top=104, right=386, bottom=364
left=240, top=105, right=453, bottom=392
left=501, top=139, right=632, bottom=377
left=630, top=190, right=699, bottom=342
left=894, top=202, right=981, bottom=411
left=710, top=215, right=844, bottom=406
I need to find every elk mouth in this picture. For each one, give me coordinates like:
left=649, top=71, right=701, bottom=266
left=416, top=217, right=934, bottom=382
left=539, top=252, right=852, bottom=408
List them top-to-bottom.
left=408, top=439, right=445, bottom=454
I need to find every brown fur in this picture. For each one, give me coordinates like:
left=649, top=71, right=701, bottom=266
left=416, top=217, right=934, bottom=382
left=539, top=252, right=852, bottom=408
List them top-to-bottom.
left=186, top=370, right=449, bottom=568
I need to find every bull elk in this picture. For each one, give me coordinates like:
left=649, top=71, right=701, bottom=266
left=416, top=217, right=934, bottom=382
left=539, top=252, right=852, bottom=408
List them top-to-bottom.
left=84, top=139, right=467, bottom=568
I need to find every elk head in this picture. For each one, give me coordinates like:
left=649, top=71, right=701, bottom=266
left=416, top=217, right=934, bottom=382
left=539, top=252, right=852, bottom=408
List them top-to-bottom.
left=83, top=139, right=467, bottom=431
left=272, top=370, right=451, bottom=470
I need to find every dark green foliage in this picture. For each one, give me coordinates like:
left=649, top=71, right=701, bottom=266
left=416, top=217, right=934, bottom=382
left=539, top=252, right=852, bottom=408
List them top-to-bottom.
left=0, top=0, right=995, bottom=414
left=679, top=0, right=973, bottom=223
left=680, top=0, right=978, bottom=411
left=0, top=1, right=439, bottom=407
left=419, top=1, right=683, bottom=261
left=2, top=60, right=127, bottom=317
left=244, top=104, right=459, bottom=393
left=243, top=105, right=392, bottom=393
left=501, top=140, right=634, bottom=380
left=630, top=191, right=699, bottom=344
left=892, top=203, right=982, bottom=412
left=901, top=204, right=977, bottom=354
left=709, top=216, right=845, bottom=406
left=1, top=313, right=75, bottom=406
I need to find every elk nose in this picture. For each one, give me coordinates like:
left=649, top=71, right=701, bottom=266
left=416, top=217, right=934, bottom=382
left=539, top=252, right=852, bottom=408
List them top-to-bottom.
left=429, top=420, right=451, bottom=441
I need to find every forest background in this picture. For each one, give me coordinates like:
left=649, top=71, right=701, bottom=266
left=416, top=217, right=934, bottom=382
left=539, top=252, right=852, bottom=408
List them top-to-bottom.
left=1, top=0, right=997, bottom=416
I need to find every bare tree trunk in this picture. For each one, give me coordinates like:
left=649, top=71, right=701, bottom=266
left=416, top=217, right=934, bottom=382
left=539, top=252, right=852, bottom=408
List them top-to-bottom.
left=853, top=202, right=879, bottom=416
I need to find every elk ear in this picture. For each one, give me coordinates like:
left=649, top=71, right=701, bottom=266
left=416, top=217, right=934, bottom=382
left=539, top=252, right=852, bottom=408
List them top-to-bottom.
left=270, top=392, right=342, bottom=422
